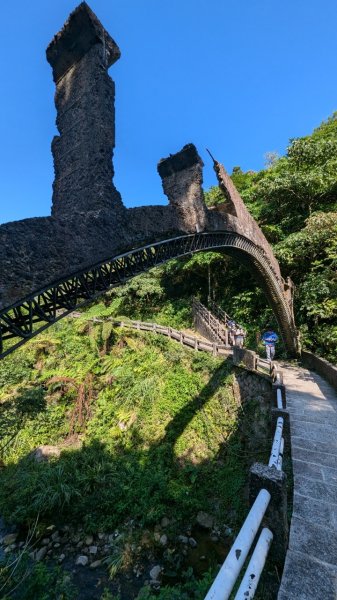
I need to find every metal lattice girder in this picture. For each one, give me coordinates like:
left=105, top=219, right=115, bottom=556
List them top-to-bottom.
left=0, top=231, right=297, bottom=359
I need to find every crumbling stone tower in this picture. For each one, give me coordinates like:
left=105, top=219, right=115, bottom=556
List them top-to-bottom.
left=47, top=2, right=125, bottom=218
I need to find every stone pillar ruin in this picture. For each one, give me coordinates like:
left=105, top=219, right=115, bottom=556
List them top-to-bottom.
left=46, top=2, right=125, bottom=218
left=157, top=144, right=209, bottom=233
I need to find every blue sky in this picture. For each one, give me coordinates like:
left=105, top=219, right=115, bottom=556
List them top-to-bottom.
left=1, top=0, right=336, bottom=224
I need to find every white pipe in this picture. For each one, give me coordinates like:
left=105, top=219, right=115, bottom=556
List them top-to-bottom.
left=276, top=388, right=283, bottom=409
left=269, top=417, right=284, bottom=468
left=277, top=437, right=284, bottom=471
left=204, top=489, right=271, bottom=600
left=234, top=528, right=274, bottom=600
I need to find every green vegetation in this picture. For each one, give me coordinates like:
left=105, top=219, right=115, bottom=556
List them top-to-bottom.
left=0, top=315, right=271, bottom=598
left=0, top=557, right=77, bottom=600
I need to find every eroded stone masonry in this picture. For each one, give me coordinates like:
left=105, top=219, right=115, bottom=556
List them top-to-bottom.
left=0, top=2, right=296, bottom=351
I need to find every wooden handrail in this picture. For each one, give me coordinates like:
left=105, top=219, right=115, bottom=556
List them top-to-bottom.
left=192, top=298, right=229, bottom=345
left=68, top=313, right=231, bottom=357
left=118, top=319, right=230, bottom=356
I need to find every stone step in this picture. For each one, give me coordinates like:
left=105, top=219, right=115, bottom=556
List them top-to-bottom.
left=292, top=435, right=337, bottom=456
left=291, top=444, right=337, bottom=469
left=292, top=458, right=337, bottom=486
left=293, top=475, right=337, bottom=508
left=292, top=492, right=337, bottom=530
left=278, top=549, right=337, bottom=600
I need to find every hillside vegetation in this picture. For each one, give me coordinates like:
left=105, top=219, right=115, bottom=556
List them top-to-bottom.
left=0, top=316, right=271, bottom=599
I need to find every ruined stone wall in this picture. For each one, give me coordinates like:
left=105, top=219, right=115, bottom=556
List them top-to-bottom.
left=211, top=161, right=284, bottom=284
left=0, top=202, right=183, bottom=309
left=127, top=206, right=179, bottom=243
left=0, top=212, right=128, bottom=309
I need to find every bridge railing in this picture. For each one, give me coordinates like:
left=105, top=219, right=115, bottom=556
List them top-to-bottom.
left=204, top=361, right=288, bottom=600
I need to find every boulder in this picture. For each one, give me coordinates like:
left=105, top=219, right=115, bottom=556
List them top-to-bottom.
left=31, top=446, right=61, bottom=462
left=196, top=511, right=214, bottom=529
left=2, top=533, right=18, bottom=546
left=85, top=535, right=93, bottom=545
left=178, top=535, right=188, bottom=544
left=41, top=538, right=50, bottom=545
left=36, top=547, right=48, bottom=561
left=76, top=555, right=89, bottom=566
left=90, top=560, right=102, bottom=569
left=149, top=565, right=162, bottom=580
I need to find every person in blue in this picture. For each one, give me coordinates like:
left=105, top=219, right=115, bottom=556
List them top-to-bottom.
left=261, top=326, right=279, bottom=361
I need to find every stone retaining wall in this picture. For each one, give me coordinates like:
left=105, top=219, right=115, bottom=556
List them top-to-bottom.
left=301, top=350, right=337, bottom=392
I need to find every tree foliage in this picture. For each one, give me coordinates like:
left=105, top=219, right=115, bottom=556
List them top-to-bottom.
left=202, top=113, right=337, bottom=360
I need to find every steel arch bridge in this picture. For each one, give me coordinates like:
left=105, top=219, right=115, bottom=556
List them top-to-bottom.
left=0, top=231, right=298, bottom=359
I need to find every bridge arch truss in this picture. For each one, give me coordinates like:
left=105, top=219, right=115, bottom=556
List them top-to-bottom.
left=0, top=231, right=298, bottom=359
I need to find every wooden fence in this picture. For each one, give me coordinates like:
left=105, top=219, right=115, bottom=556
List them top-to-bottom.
left=72, top=314, right=231, bottom=357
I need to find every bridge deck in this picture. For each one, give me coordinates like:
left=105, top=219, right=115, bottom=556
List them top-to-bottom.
left=278, top=364, right=337, bottom=600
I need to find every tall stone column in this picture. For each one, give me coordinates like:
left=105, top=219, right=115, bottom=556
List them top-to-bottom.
left=47, top=2, right=125, bottom=218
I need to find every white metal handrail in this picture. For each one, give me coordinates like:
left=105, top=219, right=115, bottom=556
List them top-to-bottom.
left=204, top=369, right=286, bottom=600
left=268, top=417, right=284, bottom=469
left=277, top=437, right=284, bottom=470
left=204, top=489, right=271, bottom=600
left=234, top=528, right=274, bottom=600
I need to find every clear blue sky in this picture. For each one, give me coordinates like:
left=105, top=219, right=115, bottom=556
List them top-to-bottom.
left=1, top=0, right=336, bottom=224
